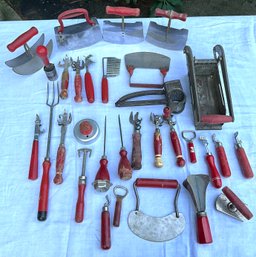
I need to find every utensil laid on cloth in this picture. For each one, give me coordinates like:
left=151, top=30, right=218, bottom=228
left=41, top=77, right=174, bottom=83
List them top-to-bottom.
left=103, top=6, right=143, bottom=44
left=54, top=8, right=102, bottom=50
left=146, top=8, right=188, bottom=50
left=5, top=26, right=53, bottom=75
left=184, top=45, right=234, bottom=130
left=59, top=55, right=72, bottom=99
left=183, top=174, right=213, bottom=244
left=128, top=178, right=185, bottom=242
left=101, top=195, right=111, bottom=250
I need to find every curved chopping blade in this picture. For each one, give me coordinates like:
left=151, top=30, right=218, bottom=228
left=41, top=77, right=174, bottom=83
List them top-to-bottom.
left=103, top=21, right=143, bottom=44
left=146, top=21, right=188, bottom=50
left=5, top=34, right=45, bottom=68
left=12, top=39, right=53, bottom=75
left=128, top=211, right=185, bottom=242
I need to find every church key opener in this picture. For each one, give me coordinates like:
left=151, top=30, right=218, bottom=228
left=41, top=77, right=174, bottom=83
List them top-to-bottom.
left=181, top=130, right=197, bottom=163
left=128, top=178, right=185, bottom=242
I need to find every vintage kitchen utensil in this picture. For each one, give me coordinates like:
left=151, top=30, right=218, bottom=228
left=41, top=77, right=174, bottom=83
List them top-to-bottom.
left=103, top=6, right=143, bottom=44
left=54, top=8, right=102, bottom=50
left=146, top=8, right=188, bottom=50
left=5, top=26, right=53, bottom=75
left=36, top=45, right=58, bottom=81
left=184, top=45, right=234, bottom=130
left=125, top=52, right=170, bottom=88
left=59, top=55, right=72, bottom=99
left=84, top=55, right=95, bottom=103
left=72, top=57, right=85, bottom=103
left=102, top=57, right=121, bottom=103
left=115, top=80, right=186, bottom=114
left=38, top=82, right=60, bottom=221
left=162, top=107, right=185, bottom=167
left=53, top=111, right=72, bottom=185
left=129, top=112, right=142, bottom=170
left=150, top=113, right=164, bottom=168
left=28, top=114, right=44, bottom=180
left=117, top=115, right=132, bottom=180
left=93, top=116, right=112, bottom=192
left=73, top=118, right=100, bottom=145
left=182, top=130, right=197, bottom=163
left=234, top=132, right=254, bottom=178
left=212, top=134, right=231, bottom=177
left=199, top=136, right=222, bottom=189
left=75, top=148, right=92, bottom=223
left=183, top=174, right=213, bottom=244
left=128, top=178, right=185, bottom=242
left=113, top=185, right=128, bottom=227
left=216, top=186, right=253, bottom=221
left=101, top=195, right=111, bottom=250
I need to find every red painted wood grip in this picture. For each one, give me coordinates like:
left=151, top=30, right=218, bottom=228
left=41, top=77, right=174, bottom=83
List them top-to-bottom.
left=106, top=6, right=140, bottom=17
left=57, top=8, right=94, bottom=33
left=155, top=8, right=187, bottom=21
left=7, top=26, right=38, bottom=52
left=36, top=45, right=50, bottom=66
left=60, top=70, right=69, bottom=99
left=84, top=72, right=95, bottom=103
left=74, top=74, right=82, bottom=102
left=101, top=77, right=108, bottom=103
left=201, top=115, right=233, bottom=124
left=154, top=129, right=163, bottom=168
left=170, top=130, right=185, bottom=167
left=131, top=132, right=142, bottom=170
left=28, top=140, right=39, bottom=180
left=187, top=141, right=197, bottom=163
left=53, top=145, right=66, bottom=185
left=216, top=146, right=231, bottom=177
left=236, top=147, right=254, bottom=178
left=118, top=149, right=132, bottom=180
left=205, top=155, right=222, bottom=188
left=95, top=158, right=111, bottom=181
left=38, top=159, right=51, bottom=221
left=135, top=178, right=178, bottom=189
left=75, top=184, right=86, bottom=223
left=222, top=186, right=253, bottom=220
left=113, top=198, right=122, bottom=227
left=101, top=210, right=111, bottom=250
left=196, top=214, right=213, bottom=244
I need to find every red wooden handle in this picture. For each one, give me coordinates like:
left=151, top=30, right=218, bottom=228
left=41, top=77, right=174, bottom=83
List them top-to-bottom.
left=106, top=6, right=140, bottom=17
left=57, top=8, right=94, bottom=33
left=155, top=8, right=187, bottom=21
left=7, top=26, right=38, bottom=52
left=36, top=45, right=49, bottom=66
left=60, top=70, right=69, bottom=99
left=84, top=72, right=95, bottom=103
left=74, top=74, right=82, bottom=102
left=101, top=77, right=108, bottom=103
left=201, top=115, right=233, bottom=124
left=154, top=129, right=163, bottom=168
left=170, top=130, right=185, bottom=167
left=131, top=132, right=142, bottom=170
left=28, top=140, right=39, bottom=180
left=187, top=141, right=197, bottom=163
left=53, top=145, right=66, bottom=185
left=216, top=146, right=231, bottom=177
left=236, top=147, right=254, bottom=178
left=118, top=149, right=132, bottom=180
left=206, top=155, right=222, bottom=188
left=95, top=158, right=111, bottom=181
left=38, top=159, right=51, bottom=221
left=135, top=178, right=178, bottom=189
left=75, top=183, right=86, bottom=223
left=222, top=186, right=253, bottom=220
left=113, top=198, right=122, bottom=227
left=101, top=210, right=111, bottom=250
left=196, top=214, right=213, bottom=244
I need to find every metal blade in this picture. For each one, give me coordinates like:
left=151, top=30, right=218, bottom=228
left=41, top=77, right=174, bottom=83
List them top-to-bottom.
left=146, top=21, right=188, bottom=50
left=5, top=34, right=45, bottom=68
left=128, top=211, right=185, bottom=242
